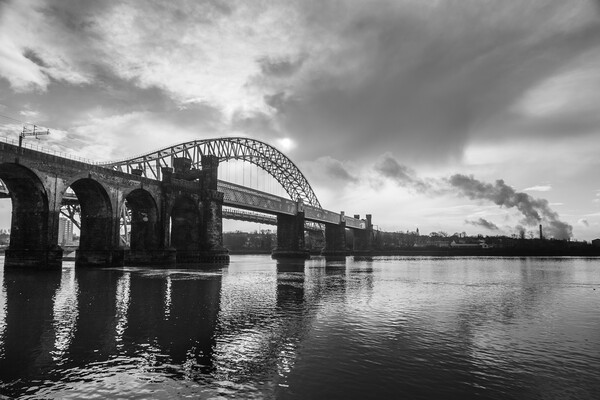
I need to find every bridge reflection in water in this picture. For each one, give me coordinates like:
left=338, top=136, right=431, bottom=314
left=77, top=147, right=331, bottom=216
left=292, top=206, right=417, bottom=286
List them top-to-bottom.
left=0, top=257, right=357, bottom=398
left=0, top=262, right=224, bottom=396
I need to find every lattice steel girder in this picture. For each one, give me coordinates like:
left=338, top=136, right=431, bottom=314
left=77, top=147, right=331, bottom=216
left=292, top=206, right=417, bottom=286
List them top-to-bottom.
left=99, top=137, right=322, bottom=208
left=218, top=180, right=365, bottom=229
left=219, top=181, right=297, bottom=216
left=303, top=205, right=341, bottom=225
left=222, top=207, right=322, bottom=232
left=222, top=208, right=277, bottom=225
left=345, top=216, right=366, bottom=229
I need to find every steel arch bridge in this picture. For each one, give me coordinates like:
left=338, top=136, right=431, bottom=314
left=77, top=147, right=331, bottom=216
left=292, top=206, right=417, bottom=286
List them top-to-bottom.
left=100, top=137, right=321, bottom=208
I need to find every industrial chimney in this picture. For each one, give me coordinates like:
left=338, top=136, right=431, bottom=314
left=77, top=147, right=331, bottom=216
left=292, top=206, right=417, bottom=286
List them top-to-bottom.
left=539, top=224, right=543, bottom=240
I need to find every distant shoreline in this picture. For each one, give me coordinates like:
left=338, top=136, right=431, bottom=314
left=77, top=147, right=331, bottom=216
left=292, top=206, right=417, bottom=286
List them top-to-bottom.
left=2, top=248, right=599, bottom=259
left=229, top=248, right=600, bottom=257
left=350, top=248, right=600, bottom=257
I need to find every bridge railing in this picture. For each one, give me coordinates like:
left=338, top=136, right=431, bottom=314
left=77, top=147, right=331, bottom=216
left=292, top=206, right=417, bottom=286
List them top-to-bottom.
left=0, top=136, right=99, bottom=165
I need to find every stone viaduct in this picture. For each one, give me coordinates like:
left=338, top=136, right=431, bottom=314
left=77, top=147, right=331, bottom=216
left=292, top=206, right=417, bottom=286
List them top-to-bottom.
left=0, top=138, right=373, bottom=269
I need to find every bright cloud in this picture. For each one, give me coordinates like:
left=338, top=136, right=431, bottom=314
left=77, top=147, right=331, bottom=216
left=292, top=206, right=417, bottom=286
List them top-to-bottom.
left=524, top=185, right=552, bottom=192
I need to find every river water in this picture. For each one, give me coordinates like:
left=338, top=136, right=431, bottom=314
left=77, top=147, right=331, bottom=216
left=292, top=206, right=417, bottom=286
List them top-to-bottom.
left=0, top=256, right=599, bottom=399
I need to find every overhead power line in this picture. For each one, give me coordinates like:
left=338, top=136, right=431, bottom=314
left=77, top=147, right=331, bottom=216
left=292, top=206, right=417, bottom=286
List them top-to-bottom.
left=0, top=112, right=53, bottom=147
left=0, top=113, right=27, bottom=124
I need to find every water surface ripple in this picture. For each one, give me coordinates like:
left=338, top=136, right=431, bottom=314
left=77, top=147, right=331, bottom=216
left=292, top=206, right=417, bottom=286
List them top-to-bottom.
left=1, top=256, right=599, bottom=399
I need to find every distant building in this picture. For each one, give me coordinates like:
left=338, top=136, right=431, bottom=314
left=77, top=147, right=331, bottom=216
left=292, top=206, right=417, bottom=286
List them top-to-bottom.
left=58, top=217, right=74, bottom=246
left=414, top=238, right=451, bottom=248
left=592, top=239, right=600, bottom=248
left=450, top=240, right=489, bottom=249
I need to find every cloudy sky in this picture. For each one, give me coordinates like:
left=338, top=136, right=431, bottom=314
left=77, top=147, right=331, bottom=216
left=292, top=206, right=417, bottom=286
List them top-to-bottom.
left=1, top=0, right=600, bottom=240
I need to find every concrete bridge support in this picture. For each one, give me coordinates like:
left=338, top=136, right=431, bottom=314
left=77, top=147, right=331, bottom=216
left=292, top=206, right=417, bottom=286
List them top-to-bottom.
left=162, top=155, right=229, bottom=264
left=198, top=155, right=229, bottom=263
left=199, top=190, right=229, bottom=262
left=272, top=210, right=310, bottom=259
left=4, top=214, right=63, bottom=269
left=353, top=214, right=374, bottom=258
left=321, top=217, right=347, bottom=259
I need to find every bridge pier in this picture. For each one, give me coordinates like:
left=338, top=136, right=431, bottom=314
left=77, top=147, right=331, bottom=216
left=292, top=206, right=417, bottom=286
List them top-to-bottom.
left=198, top=155, right=229, bottom=263
left=163, top=156, right=229, bottom=264
left=1, top=166, right=63, bottom=269
left=198, top=189, right=229, bottom=263
left=272, top=209, right=310, bottom=260
left=321, top=213, right=347, bottom=260
left=353, top=214, right=374, bottom=259
left=4, top=247, right=64, bottom=269
left=76, top=249, right=125, bottom=267
left=123, top=249, right=177, bottom=266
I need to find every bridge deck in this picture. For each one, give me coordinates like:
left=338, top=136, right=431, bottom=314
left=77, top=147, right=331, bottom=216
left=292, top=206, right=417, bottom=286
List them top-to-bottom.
left=0, top=165, right=365, bottom=229
left=217, top=180, right=364, bottom=229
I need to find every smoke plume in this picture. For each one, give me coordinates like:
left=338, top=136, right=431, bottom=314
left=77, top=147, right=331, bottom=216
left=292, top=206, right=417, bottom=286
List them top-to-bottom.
left=374, top=155, right=573, bottom=239
left=447, top=175, right=572, bottom=239
left=465, top=218, right=500, bottom=231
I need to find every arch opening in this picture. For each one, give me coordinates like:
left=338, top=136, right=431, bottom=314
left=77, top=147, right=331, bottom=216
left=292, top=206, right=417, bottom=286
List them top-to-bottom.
left=0, top=163, right=49, bottom=251
left=68, top=178, right=112, bottom=251
left=125, top=189, right=159, bottom=250
left=170, top=196, right=200, bottom=253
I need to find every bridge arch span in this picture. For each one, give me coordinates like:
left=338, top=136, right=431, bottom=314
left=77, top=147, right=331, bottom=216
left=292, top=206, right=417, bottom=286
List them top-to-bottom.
left=101, top=137, right=322, bottom=208
left=0, top=163, right=49, bottom=251
left=61, top=173, right=115, bottom=205
left=67, top=178, right=113, bottom=252
left=123, top=188, right=160, bottom=250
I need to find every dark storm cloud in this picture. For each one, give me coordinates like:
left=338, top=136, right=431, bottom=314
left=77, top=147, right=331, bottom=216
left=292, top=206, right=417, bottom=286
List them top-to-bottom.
left=41, top=0, right=110, bottom=32
left=42, top=0, right=232, bottom=30
left=253, top=0, right=600, bottom=163
left=22, top=49, right=49, bottom=68
left=258, top=55, right=306, bottom=78
left=5, top=68, right=222, bottom=132
left=373, top=153, right=429, bottom=192
left=374, top=154, right=573, bottom=239
left=304, top=156, right=358, bottom=184
left=322, top=157, right=357, bottom=183
left=465, top=218, right=500, bottom=231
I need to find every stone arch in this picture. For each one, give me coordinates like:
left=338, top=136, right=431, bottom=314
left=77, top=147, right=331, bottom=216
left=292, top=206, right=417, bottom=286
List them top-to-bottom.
left=0, top=163, right=49, bottom=251
left=68, top=178, right=113, bottom=251
left=124, top=188, right=160, bottom=250
left=170, top=195, right=201, bottom=253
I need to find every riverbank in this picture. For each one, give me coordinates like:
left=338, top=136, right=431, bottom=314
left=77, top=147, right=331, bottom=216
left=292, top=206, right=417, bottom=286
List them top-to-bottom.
left=3, top=247, right=600, bottom=259
left=358, top=247, right=600, bottom=257
left=230, top=248, right=600, bottom=257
